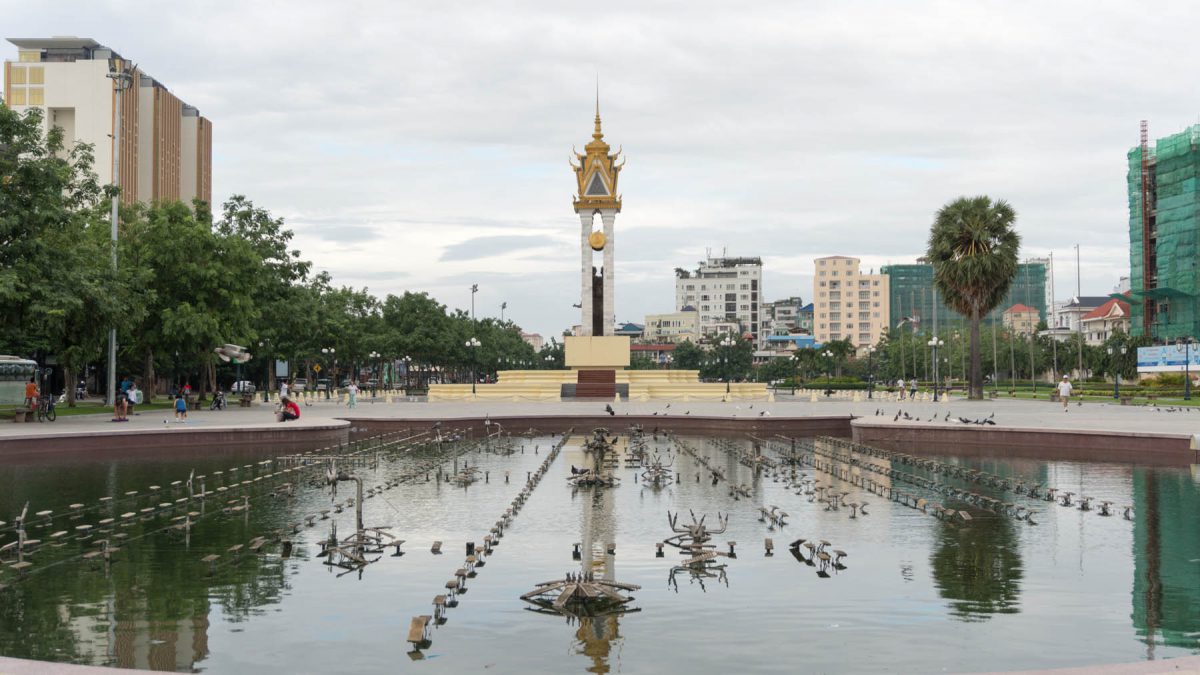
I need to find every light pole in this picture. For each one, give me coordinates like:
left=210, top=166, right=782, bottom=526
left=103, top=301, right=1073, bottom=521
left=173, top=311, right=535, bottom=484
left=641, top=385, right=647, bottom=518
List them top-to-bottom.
left=105, top=58, right=134, bottom=407
left=720, top=335, right=736, bottom=395
left=466, top=337, right=481, bottom=395
left=928, top=337, right=944, bottom=401
left=1178, top=337, right=1193, bottom=401
left=258, top=340, right=271, bottom=402
left=866, top=345, right=877, bottom=399
left=1107, top=345, right=1127, bottom=400
left=321, top=347, right=335, bottom=399
left=822, top=349, right=834, bottom=387
left=369, top=351, right=380, bottom=395
left=545, top=353, right=554, bottom=369
left=402, top=355, right=412, bottom=390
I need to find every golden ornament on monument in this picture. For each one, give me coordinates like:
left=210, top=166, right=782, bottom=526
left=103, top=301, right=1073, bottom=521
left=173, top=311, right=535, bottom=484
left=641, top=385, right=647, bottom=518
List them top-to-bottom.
left=589, top=230, right=606, bottom=251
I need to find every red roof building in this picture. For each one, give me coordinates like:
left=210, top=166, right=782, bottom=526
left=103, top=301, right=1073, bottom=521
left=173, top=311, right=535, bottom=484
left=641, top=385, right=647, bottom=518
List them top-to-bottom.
left=1081, top=297, right=1131, bottom=345
left=1002, top=303, right=1040, bottom=335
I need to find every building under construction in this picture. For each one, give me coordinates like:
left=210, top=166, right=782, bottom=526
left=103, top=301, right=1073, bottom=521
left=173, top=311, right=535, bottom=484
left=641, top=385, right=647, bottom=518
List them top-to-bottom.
left=1128, top=121, right=1200, bottom=341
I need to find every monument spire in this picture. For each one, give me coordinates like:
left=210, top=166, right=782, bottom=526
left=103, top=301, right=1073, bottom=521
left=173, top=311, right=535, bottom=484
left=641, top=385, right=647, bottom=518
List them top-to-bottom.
left=594, top=78, right=603, bottom=141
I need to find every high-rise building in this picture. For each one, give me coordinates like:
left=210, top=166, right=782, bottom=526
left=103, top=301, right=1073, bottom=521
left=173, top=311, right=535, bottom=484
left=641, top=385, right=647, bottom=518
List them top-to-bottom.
left=3, top=37, right=212, bottom=205
left=1127, top=123, right=1200, bottom=341
left=674, top=256, right=763, bottom=343
left=812, top=256, right=889, bottom=352
left=882, top=261, right=1048, bottom=333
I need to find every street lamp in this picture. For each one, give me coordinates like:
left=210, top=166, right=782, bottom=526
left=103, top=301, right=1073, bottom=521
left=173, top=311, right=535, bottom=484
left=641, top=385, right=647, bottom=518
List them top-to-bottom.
left=720, top=335, right=736, bottom=394
left=465, top=337, right=481, bottom=395
left=927, top=337, right=944, bottom=401
left=1178, top=337, right=1193, bottom=401
left=258, top=340, right=271, bottom=402
left=866, top=345, right=877, bottom=399
left=1107, top=345, right=1127, bottom=400
left=321, top=347, right=335, bottom=399
left=822, top=349, right=834, bottom=387
left=368, top=351, right=380, bottom=395
left=401, top=355, right=413, bottom=390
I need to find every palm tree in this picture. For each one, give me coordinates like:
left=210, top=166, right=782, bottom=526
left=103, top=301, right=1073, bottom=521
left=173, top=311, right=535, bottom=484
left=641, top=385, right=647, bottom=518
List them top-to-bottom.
left=927, top=196, right=1020, bottom=400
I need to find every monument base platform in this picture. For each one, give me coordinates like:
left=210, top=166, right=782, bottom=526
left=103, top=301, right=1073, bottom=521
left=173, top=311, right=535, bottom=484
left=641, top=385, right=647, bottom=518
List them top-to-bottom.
left=428, top=368, right=768, bottom=402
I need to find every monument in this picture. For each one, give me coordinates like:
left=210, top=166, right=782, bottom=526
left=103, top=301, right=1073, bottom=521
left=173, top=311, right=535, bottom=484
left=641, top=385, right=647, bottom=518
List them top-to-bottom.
left=564, top=97, right=631, bottom=391
left=427, top=98, right=766, bottom=402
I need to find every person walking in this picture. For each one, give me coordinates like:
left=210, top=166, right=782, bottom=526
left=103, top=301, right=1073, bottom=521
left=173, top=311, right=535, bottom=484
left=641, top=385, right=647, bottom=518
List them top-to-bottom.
left=1057, top=375, right=1073, bottom=412
left=897, top=378, right=906, bottom=400
left=908, top=378, right=918, bottom=400
left=279, top=379, right=289, bottom=401
left=347, top=381, right=359, bottom=408
left=174, top=393, right=188, bottom=423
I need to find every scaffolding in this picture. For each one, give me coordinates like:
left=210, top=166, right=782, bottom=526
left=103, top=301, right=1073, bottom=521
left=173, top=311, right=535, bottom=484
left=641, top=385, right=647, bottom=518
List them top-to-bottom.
left=1128, top=123, right=1200, bottom=340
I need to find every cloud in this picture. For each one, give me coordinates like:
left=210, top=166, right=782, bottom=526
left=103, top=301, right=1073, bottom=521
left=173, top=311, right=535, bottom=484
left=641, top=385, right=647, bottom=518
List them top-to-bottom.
left=5, top=0, right=1183, bottom=336
left=439, top=235, right=562, bottom=262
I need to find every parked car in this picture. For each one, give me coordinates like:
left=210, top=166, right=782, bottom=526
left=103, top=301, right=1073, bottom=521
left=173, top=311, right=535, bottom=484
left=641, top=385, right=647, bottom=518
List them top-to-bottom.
left=291, top=378, right=307, bottom=392
left=315, top=378, right=331, bottom=391
left=230, top=381, right=256, bottom=394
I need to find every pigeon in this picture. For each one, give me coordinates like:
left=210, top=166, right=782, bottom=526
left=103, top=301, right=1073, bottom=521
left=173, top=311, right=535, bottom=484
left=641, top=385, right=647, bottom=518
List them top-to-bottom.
left=605, top=404, right=615, bottom=416
left=893, top=411, right=900, bottom=421
left=944, top=412, right=951, bottom=422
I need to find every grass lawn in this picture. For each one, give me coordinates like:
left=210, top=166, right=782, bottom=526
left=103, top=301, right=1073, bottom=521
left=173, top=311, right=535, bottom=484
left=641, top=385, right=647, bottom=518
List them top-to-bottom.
left=0, top=400, right=177, bottom=420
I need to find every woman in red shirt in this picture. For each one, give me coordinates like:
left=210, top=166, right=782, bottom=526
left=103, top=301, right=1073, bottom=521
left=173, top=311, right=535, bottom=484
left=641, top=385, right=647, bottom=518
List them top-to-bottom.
left=278, top=396, right=300, bottom=422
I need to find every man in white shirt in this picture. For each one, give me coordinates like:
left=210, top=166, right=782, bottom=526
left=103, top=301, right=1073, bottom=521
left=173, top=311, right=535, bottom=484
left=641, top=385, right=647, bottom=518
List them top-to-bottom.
left=1057, top=375, right=1073, bottom=411
left=898, top=378, right=906, bottom=400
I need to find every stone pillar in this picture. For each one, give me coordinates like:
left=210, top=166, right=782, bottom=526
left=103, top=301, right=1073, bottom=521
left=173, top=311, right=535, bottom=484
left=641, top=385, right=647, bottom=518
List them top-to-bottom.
left=601, top=209, right=617, bottom=336
left=580, top=211, right=594, bottom=336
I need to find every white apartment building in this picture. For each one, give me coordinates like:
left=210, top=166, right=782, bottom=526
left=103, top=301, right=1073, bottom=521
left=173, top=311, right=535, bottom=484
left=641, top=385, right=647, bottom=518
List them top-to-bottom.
left=3, top=37, right=211, bottom=205
left=674, top=256, right=764, bottom=344
left=812, top=256, right=890, bottom=352
left=764, top=296, right=803, bottom=335
left=644, top=309, right=700, bottom=343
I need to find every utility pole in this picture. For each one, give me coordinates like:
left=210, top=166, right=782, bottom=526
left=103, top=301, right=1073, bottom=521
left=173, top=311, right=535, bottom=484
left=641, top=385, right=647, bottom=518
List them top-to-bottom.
left=105, top=59, right=134, bottom=406
left=1076, top=244, right=1084, bottom=378
left=1049, top=252, right=1058, bottom=378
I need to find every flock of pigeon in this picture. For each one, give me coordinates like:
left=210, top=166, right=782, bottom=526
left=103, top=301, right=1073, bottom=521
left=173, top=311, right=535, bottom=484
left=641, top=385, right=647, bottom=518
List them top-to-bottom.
left=876, top=408, right=997, bottom=425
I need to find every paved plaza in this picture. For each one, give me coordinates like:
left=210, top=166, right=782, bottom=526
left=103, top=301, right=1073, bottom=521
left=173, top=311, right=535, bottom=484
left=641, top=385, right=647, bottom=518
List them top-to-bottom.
left=2, top=394, right=1198, bottom=443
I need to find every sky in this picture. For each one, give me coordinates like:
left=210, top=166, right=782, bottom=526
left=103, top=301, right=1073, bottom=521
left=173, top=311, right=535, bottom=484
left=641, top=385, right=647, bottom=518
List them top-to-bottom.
left=7, top=1, right=1200, bottom=338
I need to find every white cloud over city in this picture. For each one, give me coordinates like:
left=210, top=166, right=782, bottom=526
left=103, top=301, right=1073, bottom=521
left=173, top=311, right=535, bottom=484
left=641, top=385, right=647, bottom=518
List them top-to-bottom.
left=5, top=0, right=1198, bottom=336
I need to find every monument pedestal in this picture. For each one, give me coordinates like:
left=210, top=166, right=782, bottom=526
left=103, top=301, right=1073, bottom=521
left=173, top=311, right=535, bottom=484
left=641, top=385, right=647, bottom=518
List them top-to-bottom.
left=565, top=336, right=630, bottom=370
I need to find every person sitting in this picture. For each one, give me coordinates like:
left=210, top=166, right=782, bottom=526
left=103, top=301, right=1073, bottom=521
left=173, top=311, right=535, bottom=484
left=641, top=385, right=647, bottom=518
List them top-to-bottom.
left=277, top=396, right=300, bottom=422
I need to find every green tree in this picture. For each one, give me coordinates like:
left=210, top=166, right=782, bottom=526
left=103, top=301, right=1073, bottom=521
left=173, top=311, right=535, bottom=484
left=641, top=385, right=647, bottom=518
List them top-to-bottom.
left=927, top=196, right=1021, bottom=399
left=670, top=340, right=704, bottom=370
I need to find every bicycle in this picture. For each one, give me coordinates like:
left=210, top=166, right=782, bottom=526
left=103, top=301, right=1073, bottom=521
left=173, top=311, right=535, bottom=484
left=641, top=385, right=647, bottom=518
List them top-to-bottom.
left=38, top=394, right=57, bottom=422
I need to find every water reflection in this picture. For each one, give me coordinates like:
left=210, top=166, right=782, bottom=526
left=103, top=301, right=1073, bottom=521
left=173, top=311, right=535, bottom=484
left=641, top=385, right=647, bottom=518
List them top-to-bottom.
left=1132, top=468, right=1200, bottom=653
left=929, top=511, right=1024, bottom=621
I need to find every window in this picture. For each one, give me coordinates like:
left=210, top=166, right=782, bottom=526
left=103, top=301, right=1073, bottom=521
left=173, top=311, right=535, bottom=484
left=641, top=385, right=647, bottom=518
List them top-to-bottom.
left=18, top=50, right=40, bottom=63
left=9, top=67, right=26, bottom=84
left=28, top=67, right=44, bottom=85
left=8, top=88, right=25, bottom=105
left=27, top=88, right=43, bottom=105
left=819, top=260, right=826, bottom=266
left=819, top=271, right=826, bottom=277
left=831, top=271, right=838, bottom=277
left=873, top=280, right=879, bottom=286
left=819, top=281, right=826, bottom=287
left=740, top=284, right=749, bottom=290
left=686, top=285, right=694, bottom=291
left=873, top=291, right=879, bottom=297
left=873, top=301, right=879, bottom=307
left=873, top=312, right=880, bottom=318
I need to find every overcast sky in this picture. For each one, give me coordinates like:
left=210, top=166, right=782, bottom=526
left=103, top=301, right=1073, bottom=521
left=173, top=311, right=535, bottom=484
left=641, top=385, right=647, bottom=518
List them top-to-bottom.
left=8, top=1, right=1200, bottom=338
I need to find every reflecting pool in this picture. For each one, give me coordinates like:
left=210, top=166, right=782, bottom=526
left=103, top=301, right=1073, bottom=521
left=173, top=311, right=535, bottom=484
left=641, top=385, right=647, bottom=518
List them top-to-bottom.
left=0, top=430, right=1198, bottom=673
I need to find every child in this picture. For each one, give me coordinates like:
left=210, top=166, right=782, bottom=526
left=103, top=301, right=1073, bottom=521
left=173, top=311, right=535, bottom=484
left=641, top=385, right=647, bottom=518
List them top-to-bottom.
left=174, top=393, right=188, bottom=422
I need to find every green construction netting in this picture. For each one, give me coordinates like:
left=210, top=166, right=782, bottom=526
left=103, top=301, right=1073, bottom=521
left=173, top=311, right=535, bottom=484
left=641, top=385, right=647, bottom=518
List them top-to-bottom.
left=1129, top=126, right=1200, bottom=339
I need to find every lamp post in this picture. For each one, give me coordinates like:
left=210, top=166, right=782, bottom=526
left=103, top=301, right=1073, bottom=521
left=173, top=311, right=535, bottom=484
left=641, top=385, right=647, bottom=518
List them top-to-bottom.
left=105, top=58, right=134, bottom=407
left=720, top=335, right=736, bottom=395
left=465, top=337, right=481, bottom=395
left=928, top=337, right=944, bottom=401
left=1178, top=337, right=1193, bottom=401
left=258, top=340, right=271, bottom=402
left=866, top=345, right=877, bottom=399
left=1107, top=345, right=1127, bottom=400
left=320, top=347, right=335, bottom=399
left=822, top=349, right=834, bottom=387
left=368, top=351, right=380, bottom=395
left=790, top=352, right=800, bottom=393
left=545, top=353, right=554, bottom=369
left=401, top=355, right=412, bottom=390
